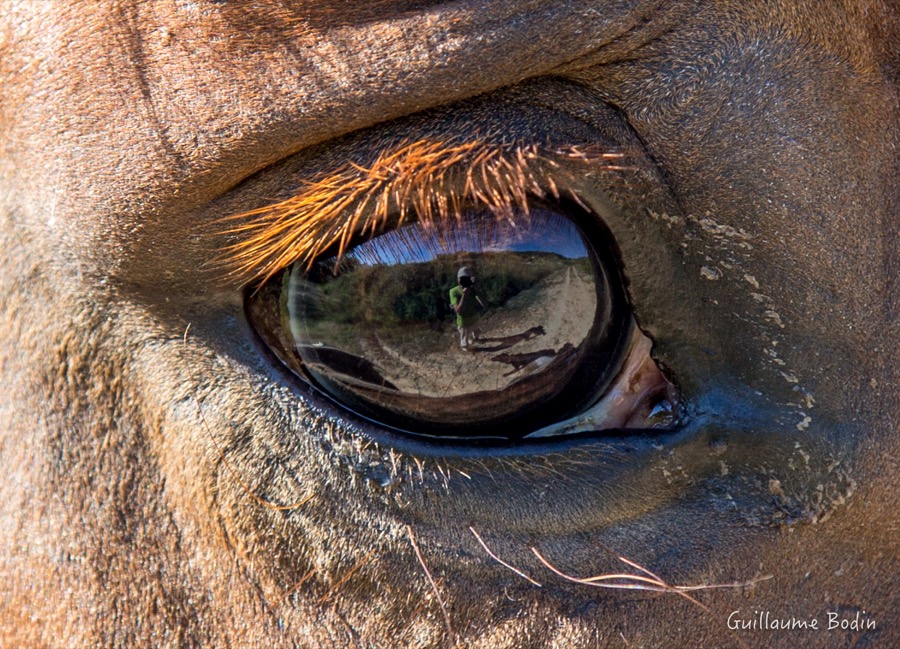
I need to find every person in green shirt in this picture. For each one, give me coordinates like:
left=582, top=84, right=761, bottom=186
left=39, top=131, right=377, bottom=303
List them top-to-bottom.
left=449, top=266, right=485, bottom=350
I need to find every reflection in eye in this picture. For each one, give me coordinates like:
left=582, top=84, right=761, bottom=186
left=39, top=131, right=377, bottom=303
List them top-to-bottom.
left=247, top=204, right=681, bottom=440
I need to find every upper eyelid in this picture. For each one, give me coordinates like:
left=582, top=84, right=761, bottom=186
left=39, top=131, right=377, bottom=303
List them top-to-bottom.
left=213, top=138, right=631, bottom=286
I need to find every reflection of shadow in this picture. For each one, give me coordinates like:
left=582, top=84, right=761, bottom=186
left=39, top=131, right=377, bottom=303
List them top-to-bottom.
left=469, top=326, right=545, bottom=353
left=337, top=340, right=583, bottom=427
left=491, top=343, right=575, bottom=376
left=297, top=345, right=398, bottom=390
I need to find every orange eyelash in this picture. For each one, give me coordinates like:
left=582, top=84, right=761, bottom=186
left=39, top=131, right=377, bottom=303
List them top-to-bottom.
left=215, top=138, right=628, bottom=285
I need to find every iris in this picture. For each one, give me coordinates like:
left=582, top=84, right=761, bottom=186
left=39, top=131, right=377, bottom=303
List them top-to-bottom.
left=246, top=202, right=676, bottom=440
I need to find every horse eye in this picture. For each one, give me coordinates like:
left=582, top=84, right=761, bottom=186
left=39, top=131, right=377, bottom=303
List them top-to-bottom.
left=246, top=202, right=681, bottom=440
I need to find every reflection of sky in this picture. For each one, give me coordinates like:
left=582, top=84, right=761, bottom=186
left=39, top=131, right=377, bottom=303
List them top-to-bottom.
left=345, top=207, right=588, bottom=266
left=493, top=236, right=587, bottom=259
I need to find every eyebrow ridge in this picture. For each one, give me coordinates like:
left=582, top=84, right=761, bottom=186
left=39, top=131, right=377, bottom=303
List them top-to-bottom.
left=215, top=138, right=627, bottom=285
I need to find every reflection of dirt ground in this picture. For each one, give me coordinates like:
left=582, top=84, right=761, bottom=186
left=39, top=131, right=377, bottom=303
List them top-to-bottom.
left=357, top=266, right=597, bottom=397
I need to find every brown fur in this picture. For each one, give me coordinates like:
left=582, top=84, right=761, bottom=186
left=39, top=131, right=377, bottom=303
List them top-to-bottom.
left=0, top=1, right=897, bottom=648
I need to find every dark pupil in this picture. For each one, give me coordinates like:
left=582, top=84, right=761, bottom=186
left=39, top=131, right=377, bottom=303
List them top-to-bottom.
left=283, top=205, right=629, bottom=439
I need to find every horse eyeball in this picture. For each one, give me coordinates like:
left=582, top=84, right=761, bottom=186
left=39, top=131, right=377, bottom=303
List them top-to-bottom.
left=246, top=203, right=682, bottom=440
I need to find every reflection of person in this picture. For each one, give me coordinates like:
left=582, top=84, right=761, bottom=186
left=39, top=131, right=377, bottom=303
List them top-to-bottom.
left=449, top=266, right=485, bottom=349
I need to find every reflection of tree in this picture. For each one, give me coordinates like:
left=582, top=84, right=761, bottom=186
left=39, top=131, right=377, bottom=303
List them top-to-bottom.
left=308, top=251, right=583, bottom=327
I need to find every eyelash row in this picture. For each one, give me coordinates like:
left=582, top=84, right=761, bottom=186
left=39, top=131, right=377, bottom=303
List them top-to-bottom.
left=215, top=138, right=631, bottom=286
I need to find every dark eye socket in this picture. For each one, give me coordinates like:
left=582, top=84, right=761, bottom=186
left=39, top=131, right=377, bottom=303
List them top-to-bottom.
left=246, top=199, right=675, bottom=440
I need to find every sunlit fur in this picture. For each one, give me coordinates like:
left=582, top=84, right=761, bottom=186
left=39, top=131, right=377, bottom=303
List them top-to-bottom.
left=217, top=139, right=626, bottom=284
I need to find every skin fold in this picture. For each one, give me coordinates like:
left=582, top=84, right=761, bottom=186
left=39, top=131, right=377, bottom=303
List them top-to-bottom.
left=0, top=1, right=896, bottom=647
